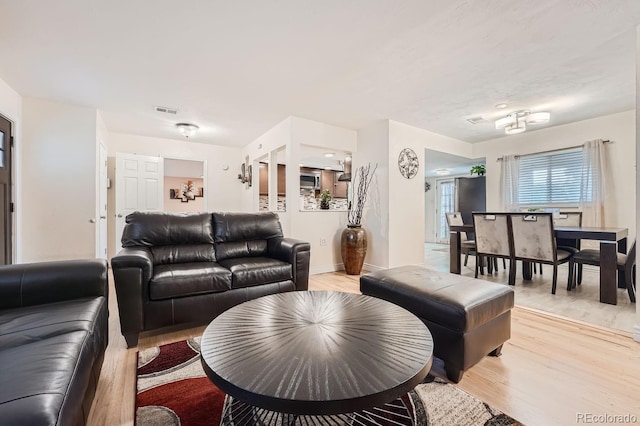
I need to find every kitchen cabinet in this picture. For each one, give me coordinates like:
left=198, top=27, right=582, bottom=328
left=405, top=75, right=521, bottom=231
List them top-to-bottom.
left=259, top=163, right=286, bottom=195
left=320, top=170, right=348, bottom=198
left=320, top=170, right=334, bottom=193
left=334, top=177, right=348, bottom=198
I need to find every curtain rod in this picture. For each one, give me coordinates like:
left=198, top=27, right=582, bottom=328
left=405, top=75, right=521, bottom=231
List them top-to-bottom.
left=496, top=140, right=611, bottom=161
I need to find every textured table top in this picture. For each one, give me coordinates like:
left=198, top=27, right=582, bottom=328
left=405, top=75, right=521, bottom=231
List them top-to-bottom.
left=201, top=291, right=433, bottom=415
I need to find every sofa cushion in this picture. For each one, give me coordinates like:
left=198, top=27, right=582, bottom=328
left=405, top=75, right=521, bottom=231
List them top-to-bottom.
left=122, top=212, right=214, bottom=247
left=213, top=212, right=283, bottom=243
left=215, top=240, right=268, bottom=262
left=150, top=244, right=216, bottom=265
left=218, top=257, right=292, bottom=289
left=149, top=262, right=232, bottom=300
left=0, top=297, right=104, bottom=349
left=0, top=330, right=97, bottom=426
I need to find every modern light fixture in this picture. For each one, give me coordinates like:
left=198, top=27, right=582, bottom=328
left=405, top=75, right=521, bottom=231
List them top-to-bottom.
left=495, top=103, right=508, bottom=109
left=495, top=110, right=549, bottom=135
left=176, top=123, right=199, bottom=138
left=324, top=152, right=335, bottom=158
left=434, top=169, right=450, bottom=175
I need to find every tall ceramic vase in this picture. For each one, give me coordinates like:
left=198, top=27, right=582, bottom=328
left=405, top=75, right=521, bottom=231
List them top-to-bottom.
left=341, top=224, right=367, bottom=275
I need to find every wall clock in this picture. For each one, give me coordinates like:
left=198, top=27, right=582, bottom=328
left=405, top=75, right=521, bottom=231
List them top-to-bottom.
left=398, top=148, right=419, bottom=179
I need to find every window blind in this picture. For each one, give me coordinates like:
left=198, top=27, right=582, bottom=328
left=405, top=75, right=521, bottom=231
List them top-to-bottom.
left=518, top=148, right=583, bottom=206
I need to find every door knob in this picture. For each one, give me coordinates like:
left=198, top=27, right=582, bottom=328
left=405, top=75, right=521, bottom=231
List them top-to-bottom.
left=117, top=214, right=123, bottom=218
left=100, top=216, right=106, bottom=219
left=89, top=219, right=96, bottom=223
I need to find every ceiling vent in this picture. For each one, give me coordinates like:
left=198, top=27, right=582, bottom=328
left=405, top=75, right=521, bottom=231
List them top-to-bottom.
left=154, top=106, right=179, bottom=115
left=466, top=116, right=488, bottom=125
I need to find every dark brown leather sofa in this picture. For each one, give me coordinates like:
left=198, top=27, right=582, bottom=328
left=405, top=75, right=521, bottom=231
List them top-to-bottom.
left=111, top=211, right=311, bottom=347
left=0, top=259, right=109, bottom=425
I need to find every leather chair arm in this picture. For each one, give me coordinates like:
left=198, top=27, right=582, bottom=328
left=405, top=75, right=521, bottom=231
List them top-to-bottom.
left=268, top=237, right=311, bottom=291
left=111, top=247, right=153, bottom=337
left=111, top=247, right=153, bottom=284
left=0, top=259, right=108, bottom=310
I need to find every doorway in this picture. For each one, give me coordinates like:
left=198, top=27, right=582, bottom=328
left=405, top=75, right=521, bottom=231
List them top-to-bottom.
left=0, top=115, right=12, bottom=265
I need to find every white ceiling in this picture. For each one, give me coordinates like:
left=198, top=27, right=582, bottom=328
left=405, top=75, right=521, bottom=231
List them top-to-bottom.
left=1, top=1, right=639, bottom=146
left=424, top=149, right=484, bottom=178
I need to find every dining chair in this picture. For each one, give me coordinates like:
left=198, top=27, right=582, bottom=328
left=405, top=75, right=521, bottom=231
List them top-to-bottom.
left=553, top=211, right=583, bottom=252
left=445, top=212, right=476, bottom=268
left=472, top=212, right=515, bottom=284
left=508, top=212, right=574, bottom=294
left=569, top=241, right=636, bottom=303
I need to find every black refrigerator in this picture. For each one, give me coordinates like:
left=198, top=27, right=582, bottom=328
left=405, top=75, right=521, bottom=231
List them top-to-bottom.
left=454, top=176, right=486, bottom=226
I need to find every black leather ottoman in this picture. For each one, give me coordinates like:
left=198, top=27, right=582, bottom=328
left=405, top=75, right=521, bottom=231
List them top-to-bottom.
left=360, top=265, right=514, bottom=383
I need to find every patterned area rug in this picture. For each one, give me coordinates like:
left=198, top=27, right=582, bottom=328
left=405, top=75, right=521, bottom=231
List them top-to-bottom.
left=136, top=338, right=522, bottom=426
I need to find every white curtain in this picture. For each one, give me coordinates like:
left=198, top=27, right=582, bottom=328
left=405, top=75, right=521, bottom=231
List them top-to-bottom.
left=579, top=139, right=608, bottom=227
left=500, top=154, right=520, bottom=211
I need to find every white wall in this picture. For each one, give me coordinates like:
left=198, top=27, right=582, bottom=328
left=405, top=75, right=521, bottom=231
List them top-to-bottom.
left=634, top=26, right=640, bottom=343
left=0, top=76, right=22, bottom=262
left=22, top=97, right=98, bottom=262
left=473, top=110, right=636, bottom=240
left=242, top=116, right=358, bottom=273
left=290, top=117, right=358, bottom=273
left=356, top=120, right=390, bottom=270
left=387, top=120, right=473, bottom=268
left=107, top=132, right=242, bottom=258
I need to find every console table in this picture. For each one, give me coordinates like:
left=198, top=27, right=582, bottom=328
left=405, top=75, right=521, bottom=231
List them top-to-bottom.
left=201, top=291, right=433, bottom=424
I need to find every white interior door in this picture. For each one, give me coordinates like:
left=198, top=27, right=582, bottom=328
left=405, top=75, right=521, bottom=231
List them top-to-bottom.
left=97, top=142, right=108, bottom=259
left=115, top=153, right=163, bottom=250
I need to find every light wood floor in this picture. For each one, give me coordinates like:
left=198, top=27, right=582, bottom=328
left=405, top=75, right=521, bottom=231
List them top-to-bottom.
left=87, top=271, right=640, bottom=426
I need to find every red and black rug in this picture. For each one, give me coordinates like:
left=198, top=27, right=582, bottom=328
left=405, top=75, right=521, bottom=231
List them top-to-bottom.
left=136, top=338, right=522, bottom=425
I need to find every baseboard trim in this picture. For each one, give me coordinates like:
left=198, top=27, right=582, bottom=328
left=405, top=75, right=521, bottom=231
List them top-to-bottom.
left=310, top=262, right=386, bottom=275
left=310, top=263, right=344, bottom=275
left=362, top=263, right=385, bottom=272
left=634, top=324, right=640, bottom=343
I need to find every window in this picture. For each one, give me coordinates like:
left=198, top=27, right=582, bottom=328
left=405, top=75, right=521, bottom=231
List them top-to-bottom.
left=518, top=148, right=583, bottom=206
left=437, top=179, right=455, bottom=242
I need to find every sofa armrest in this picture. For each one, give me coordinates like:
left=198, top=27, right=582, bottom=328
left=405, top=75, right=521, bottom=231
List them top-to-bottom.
left=268, top=237, right=311, bottom=291
left=111, top=247, right=153, bottom=342
left=111, top=247, right=153, bottom=284
left=0, top=259, right=108, bottom=310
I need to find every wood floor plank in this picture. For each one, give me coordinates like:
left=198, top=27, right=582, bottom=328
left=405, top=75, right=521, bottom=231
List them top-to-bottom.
left=86, top=271, right=640, bottom=426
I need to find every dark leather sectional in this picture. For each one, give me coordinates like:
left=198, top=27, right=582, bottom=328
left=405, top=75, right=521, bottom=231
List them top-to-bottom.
left=112, top=211, right=311, bottom=347
left=0, top=259, right=109, bottom=425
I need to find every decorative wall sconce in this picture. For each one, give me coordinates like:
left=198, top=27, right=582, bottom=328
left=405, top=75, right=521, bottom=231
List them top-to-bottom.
left=238, top=163, right=252, bottom=186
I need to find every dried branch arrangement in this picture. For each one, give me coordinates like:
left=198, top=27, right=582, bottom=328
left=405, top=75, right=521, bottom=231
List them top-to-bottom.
left=347, top=162, right=378, bottom=226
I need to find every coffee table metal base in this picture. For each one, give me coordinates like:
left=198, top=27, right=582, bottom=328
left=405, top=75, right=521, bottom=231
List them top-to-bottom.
left=222, top=394, right=419, bottom=426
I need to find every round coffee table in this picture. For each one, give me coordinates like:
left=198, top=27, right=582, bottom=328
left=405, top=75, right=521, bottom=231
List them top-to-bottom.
left=201, top=291, right=433, bottom=424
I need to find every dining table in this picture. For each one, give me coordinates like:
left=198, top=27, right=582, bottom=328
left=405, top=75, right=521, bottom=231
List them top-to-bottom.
left=449, top=224, right=628, bottom=305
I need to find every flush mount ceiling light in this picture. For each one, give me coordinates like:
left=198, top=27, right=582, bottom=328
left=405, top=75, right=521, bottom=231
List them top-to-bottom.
left=495, top=110, right=550, bottom=135
left=176, top=123, right=199, bottom=138
left=324, top=152, right=335, bottom=158
left=434, top=169, right=450, bottom=175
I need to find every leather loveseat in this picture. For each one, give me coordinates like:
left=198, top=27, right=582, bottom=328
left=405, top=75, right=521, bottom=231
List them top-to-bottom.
left=111, top=211, right=311, bottom=347
left=0, top=259, right=109, bottom=425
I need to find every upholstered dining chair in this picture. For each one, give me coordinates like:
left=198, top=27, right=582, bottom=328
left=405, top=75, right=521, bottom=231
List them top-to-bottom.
left=553, top=211, right=583, bottom=253
left=445, top=212, right=476, bottom=267
left=472, top=212, right=515, bottom=284
left=509, top=212, right=574, bottom=294
left=569, top=241, right=636, bottom=303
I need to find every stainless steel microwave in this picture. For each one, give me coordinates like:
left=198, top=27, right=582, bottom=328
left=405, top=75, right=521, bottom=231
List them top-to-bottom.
left=300, top=173, right=320, bottom=189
